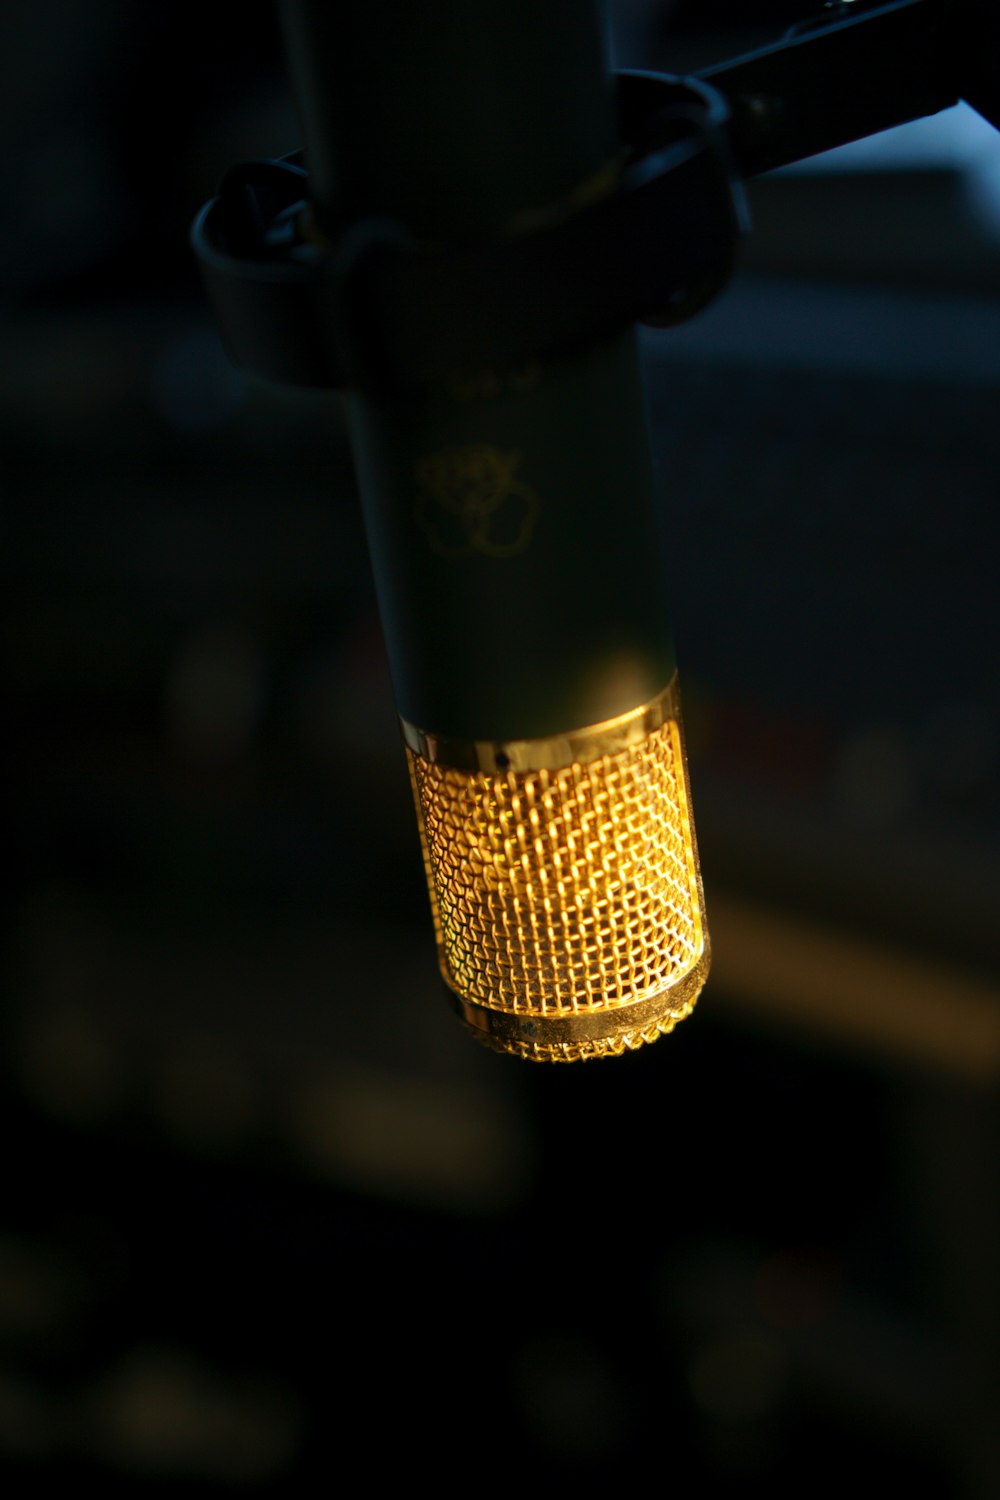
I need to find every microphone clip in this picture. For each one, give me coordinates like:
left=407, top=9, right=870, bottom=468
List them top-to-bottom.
left=193, top=0, right=1000, bottom=398
left=191, top=75, right=744, bottom=397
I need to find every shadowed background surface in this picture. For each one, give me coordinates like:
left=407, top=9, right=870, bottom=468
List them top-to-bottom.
left=4, top=1, right=1000, bottom=1492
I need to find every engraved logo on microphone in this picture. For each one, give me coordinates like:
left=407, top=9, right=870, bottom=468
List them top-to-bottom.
left=414, top=446, right=538, bottom=558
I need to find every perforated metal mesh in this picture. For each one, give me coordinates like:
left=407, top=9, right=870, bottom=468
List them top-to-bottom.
left=406, top=713, right=705, bottom=1058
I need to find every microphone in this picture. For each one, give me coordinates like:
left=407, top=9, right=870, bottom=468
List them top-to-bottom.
left=197, top=0, right=711, bottom=1061
left=275, top=0, right=709, bottom=1061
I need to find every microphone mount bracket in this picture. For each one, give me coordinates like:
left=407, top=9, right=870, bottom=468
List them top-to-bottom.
left=192, top=0, right=998, bottom=397
left=192, top=75, right=743, bottom=397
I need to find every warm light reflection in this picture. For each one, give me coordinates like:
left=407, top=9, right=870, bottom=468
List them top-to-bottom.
left=405, top=676, right=709, bottom=1060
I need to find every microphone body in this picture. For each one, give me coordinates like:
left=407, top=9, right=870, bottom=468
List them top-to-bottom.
left=282, top=0, right=709, bottom=1059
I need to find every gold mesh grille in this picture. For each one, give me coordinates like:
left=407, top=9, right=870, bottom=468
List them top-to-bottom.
left=405, top=683, right=708, bottom=1061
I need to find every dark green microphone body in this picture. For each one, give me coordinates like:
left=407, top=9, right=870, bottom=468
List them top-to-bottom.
left=281, top=0, right=709, bottom=1060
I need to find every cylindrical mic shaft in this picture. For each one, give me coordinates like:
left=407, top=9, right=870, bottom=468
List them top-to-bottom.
left=282, top=0, right=709, bottom=1060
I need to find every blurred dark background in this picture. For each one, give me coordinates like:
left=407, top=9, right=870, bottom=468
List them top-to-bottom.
left=4, top=1, right=1000, bottom=1492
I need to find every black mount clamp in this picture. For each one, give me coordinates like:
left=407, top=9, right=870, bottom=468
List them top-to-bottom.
left=192, top=0, right=997, bottom=397
left=193, top=75, right=742, bottom=396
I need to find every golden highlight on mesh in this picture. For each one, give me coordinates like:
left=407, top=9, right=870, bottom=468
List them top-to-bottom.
left=404, top=678, right=707, bottom=1059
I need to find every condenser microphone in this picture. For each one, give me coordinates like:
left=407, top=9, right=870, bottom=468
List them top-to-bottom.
left=271, top=0, right=709, bottom=1061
